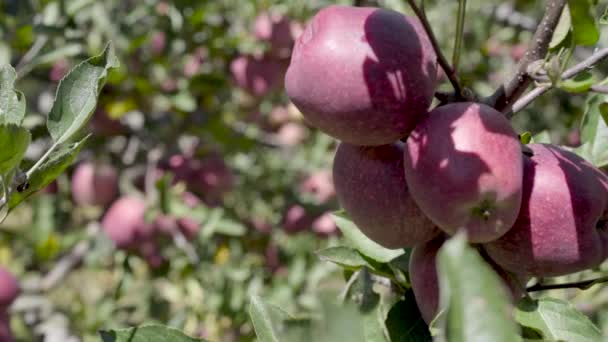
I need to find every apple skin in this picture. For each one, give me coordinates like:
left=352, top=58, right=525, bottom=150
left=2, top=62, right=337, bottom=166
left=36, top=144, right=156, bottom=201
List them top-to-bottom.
left=285, top=5, right=437, bottom=146
left=403, top=102, right=523, bottom=243
left=333, top=143, right=440, bottom=248
left=484, top=144, right=608, bottom=277
left=71, top=162, right=119, bottom=207
left=102, top=196, right=153, bottom=249
left=410, top=235, right=528, bottom=324
left=0, top=268, right=19, bottom=309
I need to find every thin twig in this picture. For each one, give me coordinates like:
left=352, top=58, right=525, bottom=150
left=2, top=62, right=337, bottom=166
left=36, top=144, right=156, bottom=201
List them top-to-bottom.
left=406, top=0, right=463, bottom=98
left=452, top=0, right=467, bottom=73
left=485, top=0, right=566, bottom=113
left=15, top=36, right=49, bottom=80
left=508, top=47, right=608, bottom=116
left=590, top=84, right=608, bottom=94
left=34, top=223, right=99, bottom=292
left=527, top=276, right=608, bottom=292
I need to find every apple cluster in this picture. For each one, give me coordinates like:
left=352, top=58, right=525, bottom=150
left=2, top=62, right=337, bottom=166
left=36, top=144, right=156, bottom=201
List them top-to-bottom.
left=286, top=5, right=608, bottom=324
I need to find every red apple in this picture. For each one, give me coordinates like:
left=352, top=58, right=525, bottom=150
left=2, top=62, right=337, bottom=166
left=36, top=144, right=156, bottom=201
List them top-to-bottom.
left=285, top=5, right=438, bottom=145
left=230, top=55, right=288, bottom=97
left=404, top=102, right=523, bottom=243
left=333, top=143, right=440, bottom=248
left=484, top=144, right=608, bottom=277
left=71, top=162, right=118, bottom=207
left=102, top=196, right=153, bottom=249
left=410, top=235, right=528, bottom=324
left=0, top=268, right=19, bottom=309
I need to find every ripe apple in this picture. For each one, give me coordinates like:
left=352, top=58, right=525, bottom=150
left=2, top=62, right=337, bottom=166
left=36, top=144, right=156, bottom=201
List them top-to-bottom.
left=285, top=5, right=437, bottom=145
left=254, top=12, right=296, bottom=58
left=230, top=55, right=288, bottom=97
left=403, top=102, right=523, bottom=243
left=333, top=143, right=440, bottom=248
left=484, top=144, right=608, bottom=276
left=71, top=162, right=118, bottom=207
left=299, top=170, right=335, bottom=204
left=102, top=196, right=153, bottom=249
left=410, top=235, right=527, bottom=324
left=0, top=267, right=19, bottom=309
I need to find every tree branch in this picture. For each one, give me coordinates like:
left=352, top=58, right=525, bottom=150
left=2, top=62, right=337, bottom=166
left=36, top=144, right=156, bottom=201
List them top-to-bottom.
left=406, top=0, right=463, bottom=98
left=485, top=0, right=566, bottom=113
left=508, top=47, right=608, bottom=117
left=527, top=276, right=608, bottom=292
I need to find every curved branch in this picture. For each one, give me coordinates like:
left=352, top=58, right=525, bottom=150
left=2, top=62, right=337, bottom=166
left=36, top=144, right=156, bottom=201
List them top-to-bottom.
left=485, top=0, right=567, bottom=113
left=508, top=47, right=608, bottom=117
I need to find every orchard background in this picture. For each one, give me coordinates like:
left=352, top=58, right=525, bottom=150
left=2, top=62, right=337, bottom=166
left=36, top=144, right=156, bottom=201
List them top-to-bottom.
left=0, top=0, right=608, bottom=341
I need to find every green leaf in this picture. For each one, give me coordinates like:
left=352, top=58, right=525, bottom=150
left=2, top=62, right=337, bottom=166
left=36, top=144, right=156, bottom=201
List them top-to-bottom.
left=568, top=0, right=600, bottom=46
left=600, top=5, right=608, bottom=24
left=549, top=6, right=572, bottom=50
left=47, top=43, right=119, bottom=145
left=0, top=65, right=26, bottom=125
left=559, top=71, right=595, bottom=93
left=577, top=94, right=608, bottom=167
left=599, top=102, right=608, bottom=127
left=0, top=124, right=30, bottom=175
left=532, top=130, right=552, bottom=144
left=519, top=132, right=532, bottom=145
left=9, top=136, right=88, bottom=210
left=332, top=212, right=404, bottom=263
left=435, top=233, right=520, bottom=342
left=316, top=246, right=368, bottom=269
left=348, top=269, right=389, bottom=342
left=385, top=290, right=432, bottom=342
left=249, top=295, right=294, bottom=342
left=515, top=297, right=602, bottom=342
left=99, top=324, right=206, bottom=342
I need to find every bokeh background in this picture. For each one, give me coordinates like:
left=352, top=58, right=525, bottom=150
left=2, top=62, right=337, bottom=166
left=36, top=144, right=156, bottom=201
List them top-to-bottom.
left=0, top=0, right=607, bottom=340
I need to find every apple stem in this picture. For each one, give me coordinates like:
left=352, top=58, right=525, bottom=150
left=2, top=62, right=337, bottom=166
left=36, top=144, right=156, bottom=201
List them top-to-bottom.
left=406, top=0, right=463, bottom=100
left=484, top=0, right=566, bottom=114
left=526, top=276, right=608, bottom=292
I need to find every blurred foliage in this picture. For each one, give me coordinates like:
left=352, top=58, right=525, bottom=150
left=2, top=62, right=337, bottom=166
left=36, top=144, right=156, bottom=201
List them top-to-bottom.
left=1, top=0, right=608, bottom=341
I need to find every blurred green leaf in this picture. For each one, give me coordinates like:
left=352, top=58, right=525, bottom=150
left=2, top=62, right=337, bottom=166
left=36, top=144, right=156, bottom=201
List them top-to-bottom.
left=568, top=0, right=599, bottom=46
left=601, top=5, right=608, bottom=24
left=47, top=42, right=119, bottom=145
left=0, top=65, right=26, bottom=125
left=558, top=71, right=595, bottom=93
left=577, top=94, right=608, bottom=167
left=0, top=124, right=30, bottom=175
left=532, top=130, right=552, bottom=144
left=9, top=136, right=88, bottom=210
left=332, top=212, right=404, bottom=263
left=435, top=233, right=519, bottom=342
left=316, top=246, right=368, bottom=269
left=385, top=290, right=432, bottom=342
left=249, top=295, right=294, bottom=342
left=515, top=297, right=602, bottom=341
left=99, top=324, right=206, bottom=342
